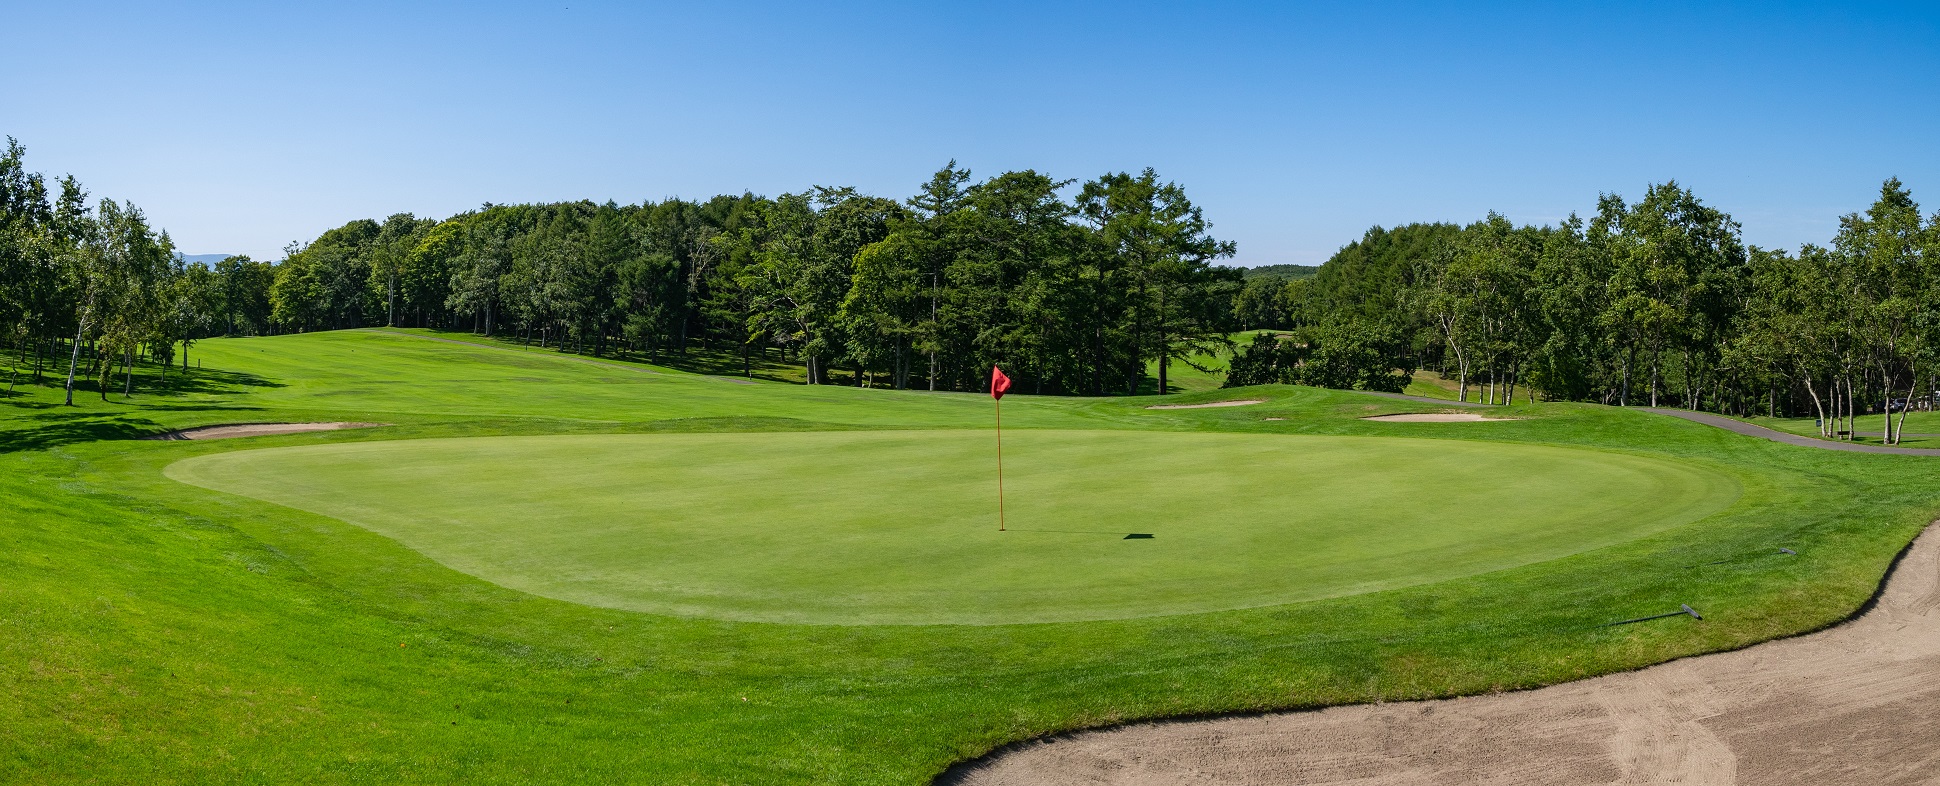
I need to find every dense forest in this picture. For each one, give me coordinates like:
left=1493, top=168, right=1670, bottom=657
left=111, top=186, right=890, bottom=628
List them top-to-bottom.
left=4, top=133, right=1937, bottom=438
left=2, top=148, right=1243, bottom=396
left=252, top=163, right=1243, bottom=395
left=1228, top=179, right=1940, bottom=443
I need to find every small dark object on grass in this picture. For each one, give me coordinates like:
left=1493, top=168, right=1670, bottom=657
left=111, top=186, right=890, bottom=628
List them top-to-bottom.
left=1125, top=533, right=1154, bottom=539
left=1780, top=547, right=1796, bottom=555
left=1604, top=603, right=1702, bottom=627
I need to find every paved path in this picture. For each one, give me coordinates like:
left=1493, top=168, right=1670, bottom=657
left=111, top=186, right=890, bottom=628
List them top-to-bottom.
left=1642, top=408, right=1940, bottom=456
left=944, top=523, right=1940, bottom=786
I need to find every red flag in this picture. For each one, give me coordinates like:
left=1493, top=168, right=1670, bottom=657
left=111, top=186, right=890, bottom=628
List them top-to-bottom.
left=990, top=365, right=1010, bottom=531
left=990, top=366, right=1012, bottom=400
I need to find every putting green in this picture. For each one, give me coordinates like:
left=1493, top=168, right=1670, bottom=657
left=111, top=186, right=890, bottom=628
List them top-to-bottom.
left=164, top=430, right=1740, bottom=624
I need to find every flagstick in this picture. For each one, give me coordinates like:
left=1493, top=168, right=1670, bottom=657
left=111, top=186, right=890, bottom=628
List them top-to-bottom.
left=995, top=397, right=1005, bottom=531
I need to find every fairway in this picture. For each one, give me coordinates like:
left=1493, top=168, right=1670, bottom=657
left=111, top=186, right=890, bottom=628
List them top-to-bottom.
left=166, top=429, right=1740, bottom=624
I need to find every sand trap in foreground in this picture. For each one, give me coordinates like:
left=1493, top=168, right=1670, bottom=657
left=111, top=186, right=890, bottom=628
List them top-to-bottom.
left=1145, top=399, right=1266, bottom=410
left=1363, top=412, right=1509, bottom=422
left=144, top=422, right=384, bottom=441
left=946, top=523, right=1940, bottom=786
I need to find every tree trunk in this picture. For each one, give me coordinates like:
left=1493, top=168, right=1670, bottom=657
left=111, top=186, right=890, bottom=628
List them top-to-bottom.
left=62, top=319, right=87, bottom=406
left=123, top=346, right=134, bottom=397
left=99, top=347, right=112, bottom=401
left=1620, top=349, right=1630, bottom=407
left=1158, top=351, right=1169, bottom=395
left=1650, top=351, right=1660, bottom=408
left=1893, top=371, right=1919, bottom=445
left=1802, top=375, right=1826, bottom=435
left=1842, top=377, right=1851, bottom=440
left=1848, top=377, right=1858, bottom=441
left=1837, top=378, right=1845, bottom=437
left=1824, top=380, right=1833, bottom=436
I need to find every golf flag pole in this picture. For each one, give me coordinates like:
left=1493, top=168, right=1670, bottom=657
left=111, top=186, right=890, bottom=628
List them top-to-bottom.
left=991, top=365, right=1012, bottom=531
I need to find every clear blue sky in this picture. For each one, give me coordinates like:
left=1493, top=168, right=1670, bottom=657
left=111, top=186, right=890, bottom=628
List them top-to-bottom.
left=5, top=1, right=1936, bottom=265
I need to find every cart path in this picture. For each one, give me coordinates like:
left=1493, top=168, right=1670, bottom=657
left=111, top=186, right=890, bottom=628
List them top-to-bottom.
left=1643, top=408, right=1940, bottom=456
left=943, top=522, right=1940, bottom=786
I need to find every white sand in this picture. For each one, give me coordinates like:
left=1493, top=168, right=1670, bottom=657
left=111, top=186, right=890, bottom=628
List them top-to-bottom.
left=1362, top=413, right=1509, bottom=422
left=143, top=422, right=383, bottom=440
left=951, top=525, right=1940, bottom=786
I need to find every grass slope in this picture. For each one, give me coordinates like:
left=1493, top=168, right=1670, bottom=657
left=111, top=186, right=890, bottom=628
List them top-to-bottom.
left=2, top=328, right=1937, bottom=784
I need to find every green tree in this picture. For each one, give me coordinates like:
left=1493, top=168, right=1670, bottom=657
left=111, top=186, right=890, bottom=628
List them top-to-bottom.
left=1076, top=169, right=1237, bottom=395
left=1835, top=178, right=1927, bottom=443
left=369, top=213, right=432, bottom=327
left=215, top=255, right=274, bottom=335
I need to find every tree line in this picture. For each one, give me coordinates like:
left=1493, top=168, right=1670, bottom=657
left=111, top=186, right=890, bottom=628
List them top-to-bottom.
left=8, top=130, right=1935, bottom=430
left=0, top=138, right=272, bottom=403
left=3, top=145, right=1249, bottom=399
left=263, top=162, right=1244, bottom=395
left=1225, top=179, right=1940, bottom=443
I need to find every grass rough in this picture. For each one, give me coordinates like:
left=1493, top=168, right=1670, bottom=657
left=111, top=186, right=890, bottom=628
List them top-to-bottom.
left=1, top=327, right=1935, bottom=785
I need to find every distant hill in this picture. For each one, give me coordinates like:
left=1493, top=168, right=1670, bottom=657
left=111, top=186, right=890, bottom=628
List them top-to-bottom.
left=178, top=253, right=237, bottom=265
left=1240, top=264, right=1320, bottom=281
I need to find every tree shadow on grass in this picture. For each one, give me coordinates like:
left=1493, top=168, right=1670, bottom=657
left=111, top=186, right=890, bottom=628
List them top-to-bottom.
left=0, top=366, right=282, bottom=405
left=133, top=367, right=286, bottom=397
left=0, top=368, right=278, bottom=452
left=0, top=415, right=168, bottom=453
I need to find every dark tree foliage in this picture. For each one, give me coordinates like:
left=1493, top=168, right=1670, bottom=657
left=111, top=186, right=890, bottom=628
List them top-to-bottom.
left=8, top=137, right=1934, bottom=421
left=251, top=165, right=1237, bottom=395
left=1224, top=180, right=1940, bottom=441
left=1238, top=263, right=1318, bottom=281
left=1223, top=321, right=1412, bottom=393
left=1224, top=332, right=1302, bottom=387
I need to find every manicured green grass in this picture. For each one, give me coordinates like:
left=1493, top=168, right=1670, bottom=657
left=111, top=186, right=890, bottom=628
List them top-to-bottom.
left=3, top=328, right=1938, bottom=784
left=1139, top=329, right=1284, bottom=393
left=1404, top=369, right=1466, bottom=401
left=165, top=430, right=1738, bottom=624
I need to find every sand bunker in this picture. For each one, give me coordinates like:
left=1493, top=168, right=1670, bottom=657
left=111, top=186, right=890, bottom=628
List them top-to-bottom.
left=1145, top=399, right=1266, bottom=410
left=1363, top=412, right=1508, bottom=422
left=143, top=422, right=383, bottom=441
left=947, top=523, right=1940, bottom=786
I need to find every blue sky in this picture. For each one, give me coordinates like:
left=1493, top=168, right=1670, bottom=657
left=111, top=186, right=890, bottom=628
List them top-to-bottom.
left=4, top=1, right=1936, bottom=264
